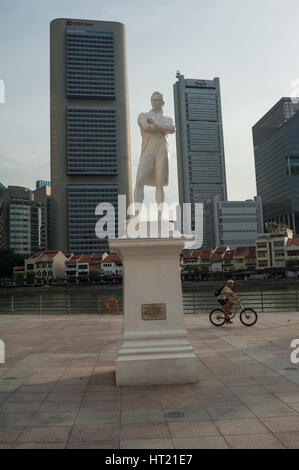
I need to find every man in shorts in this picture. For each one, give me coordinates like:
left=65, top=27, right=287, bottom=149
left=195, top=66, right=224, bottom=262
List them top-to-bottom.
left=218, top=280, right=240, bottom=324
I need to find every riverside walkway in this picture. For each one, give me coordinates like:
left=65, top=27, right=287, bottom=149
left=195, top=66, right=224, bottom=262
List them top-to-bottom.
left=0, top=311, right=299, bottom=449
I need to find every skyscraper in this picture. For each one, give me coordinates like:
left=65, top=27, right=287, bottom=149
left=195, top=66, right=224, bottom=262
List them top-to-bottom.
left=50, top=18, right=132, bottom=254
left=173, top=72, right=227, bottom=247
left=253, top=98, right=299, bottom=234
left=34, top=184, right=51, bottom=251
left=0, top=186, right=42, bottom=255
left=205, top=196, right=263, bottom=249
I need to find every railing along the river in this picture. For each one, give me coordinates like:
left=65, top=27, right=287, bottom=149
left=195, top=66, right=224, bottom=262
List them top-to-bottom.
left=0, top=291, right=299, bottom=314
left=182, top=291, right=299, bottom=313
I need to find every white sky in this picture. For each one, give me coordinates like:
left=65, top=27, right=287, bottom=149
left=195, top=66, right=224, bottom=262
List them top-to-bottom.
left=1, top=0, right=299, bottom=204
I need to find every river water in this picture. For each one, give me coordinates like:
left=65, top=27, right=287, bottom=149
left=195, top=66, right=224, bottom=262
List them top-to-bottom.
left=0, top=285, right=299, bottom=314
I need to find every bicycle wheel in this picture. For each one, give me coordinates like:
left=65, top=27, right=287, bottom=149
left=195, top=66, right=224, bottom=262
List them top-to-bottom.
left=240, top=308, right=258, bottom=326
left=209, top=309, right=226, bottom=326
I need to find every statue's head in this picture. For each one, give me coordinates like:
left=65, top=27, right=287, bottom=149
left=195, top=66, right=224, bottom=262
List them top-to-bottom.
left=151, top=91, right=164, bottom=111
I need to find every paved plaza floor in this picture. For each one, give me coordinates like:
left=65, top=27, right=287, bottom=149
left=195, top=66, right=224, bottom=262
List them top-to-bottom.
left=0, top=311, right=299, bottom=449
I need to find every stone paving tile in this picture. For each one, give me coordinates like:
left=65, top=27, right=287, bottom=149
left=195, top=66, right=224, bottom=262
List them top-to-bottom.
left=2, top=312, right=299, bottom=448
left=263, top=383, right=299, bottom=394
left=16, top=384, right=56, bottom=393
left=51, top=384, right=88, bottom=393
left=230, top=385, right=269, bottom=397
left=83, top=391, right=120, bottom=402
left=6, top=392, right=48, bottom=403
left=44, top=392, right=84, bottom=403
left=273, top=392, right=299, bottom=404
left=0, top=393, right=13, bottom=403
left=238, top=394, right=283, bottom=405
left=121, top=397, right=162, bottom=411
left=159, top=397, right=200, bottom=410
left=80, top=400, right=120, bottom=412
left=37, top=401, right=81, bottom=413
left=1, top=402, right=41, bottom=413
left=247, top=402, right=297, bottom=418
left=289, top=403, right=299, bottom=412
left=205, top=404, right=255, bottom=420
left=164, top=407, right=210, bottom=422
left=75, top=410, right=120, bottom=425
left=121, top=410, right=166, bottom=424
left=27, top=412, right=77, bottom=427
left=0, top=413, right=34, bottom=427
left=260, top=415, right=299, bottom=432
left=214, top=418, right=270, bottom=435
left=168, top=420, right=220, bottom=438
left=120, top=423, right=170, bottom=440
left=69, top=424, right=120, bottom=442
left=17, top=426, right=71, bottom=443
left=0, top=427, right=24, bottom=442
left=274, top=431, right=299, bottom=449
left=225, top=433, right=285, bottom=449
left=172, top=436, right=228, bottom=449
left=120, top=439, right=173, bottom=449
left=66, top=440, right=120, bottom=449
left=12, top=442, right=66, bottom=449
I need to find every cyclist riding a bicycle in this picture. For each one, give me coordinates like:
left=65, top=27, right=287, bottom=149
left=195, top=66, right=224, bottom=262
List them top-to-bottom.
left=217, top=280, right=240, bottom=324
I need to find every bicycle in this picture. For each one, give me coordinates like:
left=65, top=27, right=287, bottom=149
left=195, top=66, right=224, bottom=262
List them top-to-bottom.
left=209, top=302, right=258, bottom=327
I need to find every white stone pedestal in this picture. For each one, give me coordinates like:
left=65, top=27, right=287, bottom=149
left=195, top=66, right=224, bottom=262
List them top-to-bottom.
left=109, top=237, right=199, bottom=386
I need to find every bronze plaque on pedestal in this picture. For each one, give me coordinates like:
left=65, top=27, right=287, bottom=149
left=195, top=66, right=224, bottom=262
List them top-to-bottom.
left=142, top=303, right=166, bottom=320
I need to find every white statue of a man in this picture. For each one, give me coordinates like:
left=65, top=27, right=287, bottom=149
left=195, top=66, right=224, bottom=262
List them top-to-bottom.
left=134, top=91, right=175, bottom=205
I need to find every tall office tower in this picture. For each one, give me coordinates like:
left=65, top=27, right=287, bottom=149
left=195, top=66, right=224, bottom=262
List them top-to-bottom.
left=50, top=18, right=132, bottom=254
left=173, top=72, right=227, bottom=248
left=253, top=98, right=299, bottom=235
left=36, top=180, right=51, bottom=190
left=0, top=183, right=6, bottom=249
left=34, top=184, right=51, bottom=250
left=0, top=186, right=42, bottom=256
left=205, top=196, right=263, bottom=249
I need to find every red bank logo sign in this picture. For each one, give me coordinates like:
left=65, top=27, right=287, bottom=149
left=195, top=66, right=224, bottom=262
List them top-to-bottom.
left=66, top=20, right=94, bottom=26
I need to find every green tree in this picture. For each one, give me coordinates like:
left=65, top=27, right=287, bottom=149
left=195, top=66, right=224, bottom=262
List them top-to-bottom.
left=0, top=249, right=25, bottom=278
left=286, top=258, right=299, bottom=269
left=185, top=265, right=200, bottom=273
left=89, top=270, right=100, bottom=278
left=26, top=271, right=36, bottom=281
left=14, top=272, right=25, bottom=280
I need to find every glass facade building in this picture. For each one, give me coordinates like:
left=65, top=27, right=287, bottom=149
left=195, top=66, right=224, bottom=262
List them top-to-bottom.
left=50, top=19, right=131, bottom=253
left=66, top=29, right=115, bottom=98
left=173, top=73, right=227, bottom=248
left=253, top=98, right=299, bottom=235
left=67, top=107, right=117, bottom=174
left=68, top=184, right=118, bottom=253
left=0, top=186, right=42, bottom=255
left=205, top=196, right=263, bottom=249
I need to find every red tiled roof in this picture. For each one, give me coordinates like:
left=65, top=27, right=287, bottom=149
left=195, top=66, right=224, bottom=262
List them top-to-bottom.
left=287, top=237, right=299, bottom=247
left=215, top=246, right=228, bottom=253
left=201, top=248, right=213, bottom=255
left=40, top=250, right=59, bottom=259
left=191, top=250, right=202, bottom=258
left=28, top=252, right=43, bottom=260
left=90, top=253, right=104, bottom=262
left=223, top=253, right=233, bottom=260
left=78, top=254, right=92, bottom=263
left=102, top=254, right=121, bottom=263
left=65, top=255, right=80, bottom=264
